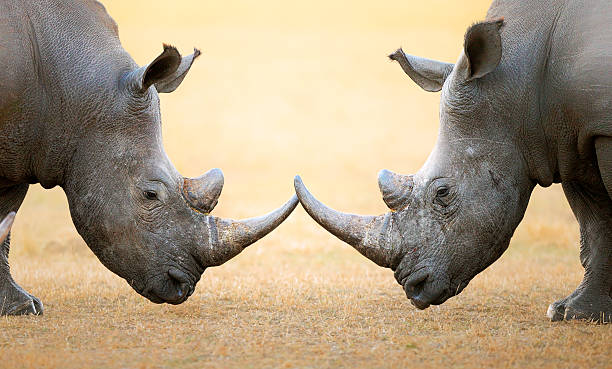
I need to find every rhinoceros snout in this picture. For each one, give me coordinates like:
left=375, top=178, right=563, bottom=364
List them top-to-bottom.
left=139, top=267, right=195, bottom=305
left=166, top=267, right=194, bottom=304
left=401, top=268, right=451, bottom=310
left=402, top=269, right=429, bottom=302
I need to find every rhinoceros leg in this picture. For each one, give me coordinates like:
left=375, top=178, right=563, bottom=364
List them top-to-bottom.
left=547, top=179, right=612, bottom=323
left=0, top=184, right=43, bottom=316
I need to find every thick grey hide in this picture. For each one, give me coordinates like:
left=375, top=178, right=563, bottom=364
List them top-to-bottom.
left=0, top=0, right=297, bottom=315
left=295, top=0, right=612, bottom=323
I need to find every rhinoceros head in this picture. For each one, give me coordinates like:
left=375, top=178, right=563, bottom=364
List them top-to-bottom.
left=295, top=19, right=535, bottom=309
left=63, top=45, right=297, bottom=304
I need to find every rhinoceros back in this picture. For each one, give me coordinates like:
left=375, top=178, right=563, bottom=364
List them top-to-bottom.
left=0, top=0, right=135, bottom=186
left=486, top=0, right=612, bottom=184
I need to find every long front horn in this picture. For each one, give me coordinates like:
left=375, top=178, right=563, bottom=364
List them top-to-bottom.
left=294, top=176, right=395, bottom=268
left=200, top=195, right=299, bottom=266
left=0, top=212, right=16, bottom=243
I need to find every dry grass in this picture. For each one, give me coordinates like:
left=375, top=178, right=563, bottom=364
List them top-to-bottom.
left=1, top=0, right=611, bottom=368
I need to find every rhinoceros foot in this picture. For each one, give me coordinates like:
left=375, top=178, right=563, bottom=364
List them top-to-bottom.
left=0, top=280, right=43, bottom=316
left=547, top=291, right=611, bottom=324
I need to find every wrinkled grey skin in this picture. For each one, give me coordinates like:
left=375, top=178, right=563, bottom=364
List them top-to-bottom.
left=0, top=0, right=297, bottom=315
left=296, top=0, right=612, bottom=323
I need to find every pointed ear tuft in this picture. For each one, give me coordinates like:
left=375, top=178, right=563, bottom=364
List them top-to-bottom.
left=463, top=18, right=504, bottom=80
left=127, top=45, right=201, bottom=94
left=141, top=45, right=182, bottom=92
left=154, top=47, right=201, bottom=93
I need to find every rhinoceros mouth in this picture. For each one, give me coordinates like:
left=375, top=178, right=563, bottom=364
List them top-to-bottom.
left=133, top=267, right=197, bottom=305
left=401, top=268, right=454, bottom=310
left=403, top=276, right=472, bottom=309
left=141, top=284, right=192, bottom=305
left=406, top=285, right=451, bottom=310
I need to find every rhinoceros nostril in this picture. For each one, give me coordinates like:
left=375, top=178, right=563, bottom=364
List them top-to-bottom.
left=168, top=267, right=193, bottom=302
left=168, top=267, right=190, bottom=284
left=403, top=272, right=429, bottom=299
left=179, top=282, right=192, bottom=298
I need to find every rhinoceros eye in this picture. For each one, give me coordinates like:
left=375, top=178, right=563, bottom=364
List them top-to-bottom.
left=436, top=187, right=449, bottom=198
left=144, top=190, right=158, bottom=200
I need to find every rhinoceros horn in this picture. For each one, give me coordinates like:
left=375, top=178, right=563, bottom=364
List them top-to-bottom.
left=180, top=168, right=298, bottom=266
left=183, top=168, right=224, bottom=214
left=378, top=169, right=414, bottom=211
left=294, top=176, right=398, bottom=268
left=198, top=194, right=299, bottom=266
left=0, top=212, right=16, bottom=243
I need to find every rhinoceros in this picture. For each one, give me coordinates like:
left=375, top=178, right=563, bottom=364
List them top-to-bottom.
left=0, top=0, right=297, bottom=315
left=295, top=0, right=612, bottom=322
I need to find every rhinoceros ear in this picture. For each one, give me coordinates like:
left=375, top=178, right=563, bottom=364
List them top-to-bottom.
left=462, top=18, right=504, bottom=80
left=129, top=44, right=200, bottom=94
left=153, top=47, right=201, bottom=93
left=388, top=48, right=454, bottom=92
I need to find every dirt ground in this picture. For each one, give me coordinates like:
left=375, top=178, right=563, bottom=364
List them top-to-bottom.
left=1, top=0, right=611, bottom=368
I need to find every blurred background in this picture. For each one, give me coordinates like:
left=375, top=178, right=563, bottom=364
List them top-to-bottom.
left=12, top=0, right=576, bottom=282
